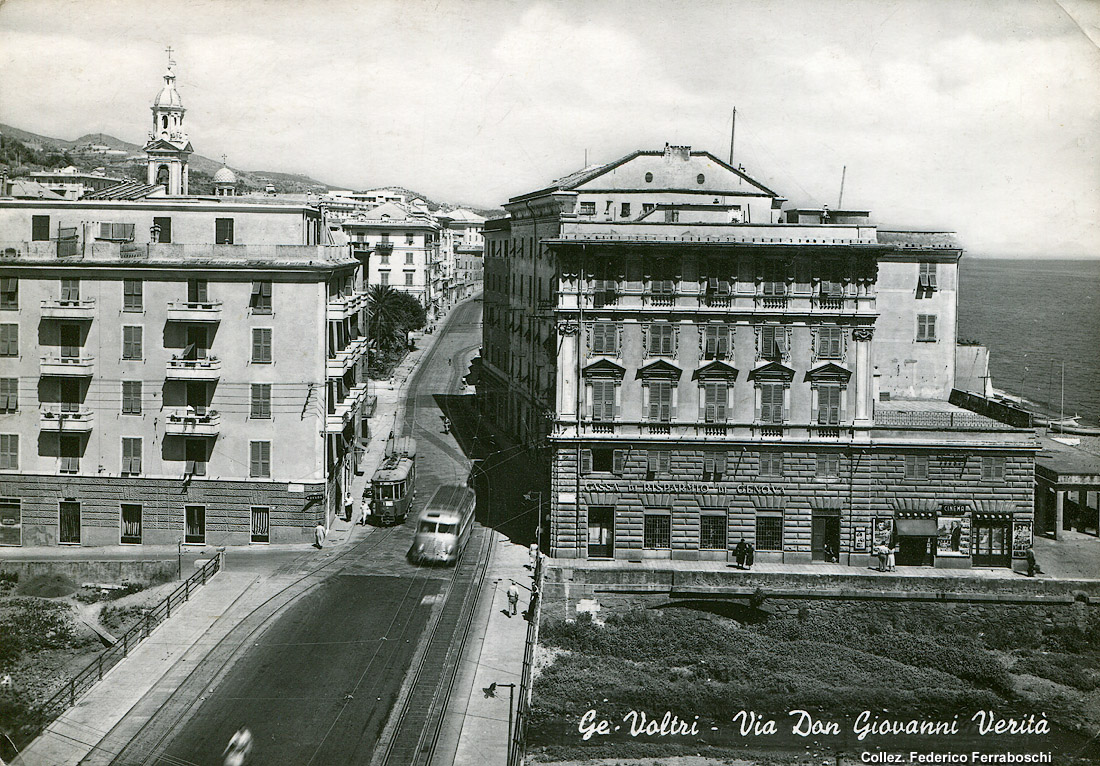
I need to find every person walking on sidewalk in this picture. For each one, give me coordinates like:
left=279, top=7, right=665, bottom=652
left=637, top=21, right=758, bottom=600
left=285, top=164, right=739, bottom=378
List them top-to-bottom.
left=314, top=521, right=327, bottom=549
left=506, top=581, right=520, bottom=616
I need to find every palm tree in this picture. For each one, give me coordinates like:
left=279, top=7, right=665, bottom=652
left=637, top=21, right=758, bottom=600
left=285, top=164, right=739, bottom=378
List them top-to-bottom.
left=366, top=285, right=425, bottom=350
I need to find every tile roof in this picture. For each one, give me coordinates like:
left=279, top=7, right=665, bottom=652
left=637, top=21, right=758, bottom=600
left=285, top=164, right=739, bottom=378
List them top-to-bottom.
left=6, top=180, right=65, bottom=200
left=84, top=180, right=163, bottom=200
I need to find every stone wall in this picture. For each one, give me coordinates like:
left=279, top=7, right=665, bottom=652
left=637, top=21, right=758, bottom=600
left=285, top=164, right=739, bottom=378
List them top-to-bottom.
left=0, top=558, right=177, bottom=584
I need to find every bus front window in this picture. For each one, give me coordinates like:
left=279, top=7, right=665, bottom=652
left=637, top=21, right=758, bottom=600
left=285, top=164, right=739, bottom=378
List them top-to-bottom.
left=418, top=521, right=437, bottom=534
left=437, top=523, right=457, bottom=535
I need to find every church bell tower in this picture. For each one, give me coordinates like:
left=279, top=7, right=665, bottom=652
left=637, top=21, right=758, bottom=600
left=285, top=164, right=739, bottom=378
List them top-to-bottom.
left=145, top=47, right=193, bottom=195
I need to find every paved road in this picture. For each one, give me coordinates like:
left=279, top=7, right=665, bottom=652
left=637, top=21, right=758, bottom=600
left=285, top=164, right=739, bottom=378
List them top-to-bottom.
left=103, top=298, right=486, bottom=765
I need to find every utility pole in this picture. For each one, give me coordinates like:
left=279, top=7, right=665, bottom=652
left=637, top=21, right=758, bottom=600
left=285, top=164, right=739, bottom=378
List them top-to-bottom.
left=728, top=107, right=737, bottom=166
left=838, top=165, right=847, bottom=208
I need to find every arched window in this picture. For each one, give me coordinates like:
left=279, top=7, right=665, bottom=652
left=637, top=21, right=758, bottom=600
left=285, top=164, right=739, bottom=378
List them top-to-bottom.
left=162, top=115, right=168, bottom=130
left=156, top=165, right=170, bottom=192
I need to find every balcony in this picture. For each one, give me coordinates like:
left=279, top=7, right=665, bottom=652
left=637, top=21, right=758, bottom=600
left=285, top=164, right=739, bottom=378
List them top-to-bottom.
left=755, top=295, right=789, bottom=310
left=40, top=299, right=96, bottom=320
left=166, top=301, right=223, bottom=323
left=41, top=354, right=95, bottom=377
left=165, top=356, right=221, bottom=381
left=325, top=399, right=355, bottom=433
left=39, top=405, right=95, bottom=432
left=164, top=408, right=221, bottom=437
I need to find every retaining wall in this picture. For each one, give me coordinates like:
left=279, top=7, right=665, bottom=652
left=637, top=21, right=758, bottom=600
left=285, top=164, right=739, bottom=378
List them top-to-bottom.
left=0, top=559, right=178, bottom=584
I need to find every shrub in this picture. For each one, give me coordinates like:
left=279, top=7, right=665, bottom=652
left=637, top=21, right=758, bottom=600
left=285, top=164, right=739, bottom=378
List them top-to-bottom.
left=14, top=573, right=77, bottom=598
left=0, top=597, right=90, bottom=665
left=100, top=604, right=150, bottom=635
left=1012, top=653, right=1100, bottom=691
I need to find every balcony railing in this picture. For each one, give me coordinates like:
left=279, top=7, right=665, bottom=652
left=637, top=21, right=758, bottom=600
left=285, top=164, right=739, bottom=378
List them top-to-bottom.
left=41, top=299, right=96, bottom=319
left=166, top=301, right=223, bottom=323
left=41, top=355, right=95, bottom=376
left=165, top=356, right=222, bottom=380
left=39, top=405, right=95, bottom=431
left=164, top=408, right=222, bottom=437
left=874, top=409, right=1006, bottom=430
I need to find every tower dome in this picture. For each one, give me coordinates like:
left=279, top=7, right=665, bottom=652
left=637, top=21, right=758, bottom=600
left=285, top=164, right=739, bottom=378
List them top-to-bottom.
left=153, top=63, right=184, bottom=108
left=213, top=156, right=237, bottom=196
left=213, top=166, right=237, bottom=184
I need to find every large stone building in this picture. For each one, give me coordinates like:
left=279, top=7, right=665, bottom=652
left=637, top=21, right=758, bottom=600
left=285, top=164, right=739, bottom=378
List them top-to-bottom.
left=0, top=57, right=368, bottom=548
left=480, top=144, right=1038, bottom=569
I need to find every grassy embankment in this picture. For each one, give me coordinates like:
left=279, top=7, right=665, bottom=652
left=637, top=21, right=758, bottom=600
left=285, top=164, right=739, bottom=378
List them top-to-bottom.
left=529, top=605, right=1100, bottom=763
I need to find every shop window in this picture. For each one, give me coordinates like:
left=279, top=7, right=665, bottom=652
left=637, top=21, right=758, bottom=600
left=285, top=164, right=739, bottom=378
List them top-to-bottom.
left=759, top=450, right=783, bottom=478
left=121, top=504, right=142, bottom=544
left=643, top=513, right=671, bottom=549
left=700, top=513, right=726, bottom=550
left=755, top=515, right=783, bottom=551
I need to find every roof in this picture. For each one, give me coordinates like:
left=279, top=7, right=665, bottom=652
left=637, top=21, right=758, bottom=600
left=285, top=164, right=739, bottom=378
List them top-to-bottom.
left=153, top=66, right=184, bottom=108
left=511, top=146, right=781, bottom=203
left=213, top=166, right=237, bottom=184
left=5, top=180, right=65, bottom=200
left=85, top=180, right=165, bottom=200
left=437, top=207, right=486, bottom=224
left=877, top=230, right=961, bottom=250
left=1035, top=429, right=1100, bottom=482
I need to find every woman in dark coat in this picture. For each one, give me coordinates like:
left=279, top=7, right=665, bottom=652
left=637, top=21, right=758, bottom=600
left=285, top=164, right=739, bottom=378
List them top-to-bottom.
left=735, top=539, right=747, bottom=569
left=745, top=541, right=755, bottom=569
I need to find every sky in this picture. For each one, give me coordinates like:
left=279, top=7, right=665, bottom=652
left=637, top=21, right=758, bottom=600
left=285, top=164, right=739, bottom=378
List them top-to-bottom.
left=0, top=0, right=1098, bottom=257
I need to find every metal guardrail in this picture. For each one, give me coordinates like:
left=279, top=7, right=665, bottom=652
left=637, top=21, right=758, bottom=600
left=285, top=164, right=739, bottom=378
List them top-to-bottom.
left=509, top=550, right=544, bottom=766
left=31, top=554, right=222, bottom=733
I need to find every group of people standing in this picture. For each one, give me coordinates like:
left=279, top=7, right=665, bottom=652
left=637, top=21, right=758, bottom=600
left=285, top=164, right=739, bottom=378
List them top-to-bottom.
left=733, top=539, right=755, bottom=569
left=874, top=544, right=897, bottom=572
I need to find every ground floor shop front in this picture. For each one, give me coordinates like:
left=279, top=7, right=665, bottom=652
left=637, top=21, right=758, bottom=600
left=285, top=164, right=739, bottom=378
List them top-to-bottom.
left=548, top=443, right=1036, bottom=571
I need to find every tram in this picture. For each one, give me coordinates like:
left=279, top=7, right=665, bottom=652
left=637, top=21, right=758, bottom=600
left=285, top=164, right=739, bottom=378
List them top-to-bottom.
left=367, top=437, right=417, bottom=525
left=408, top=485, right=475, bottom=566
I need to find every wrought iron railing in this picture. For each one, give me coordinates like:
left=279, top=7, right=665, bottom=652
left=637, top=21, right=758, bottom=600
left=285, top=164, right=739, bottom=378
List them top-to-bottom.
left=509, top=549, right=543, bottom=766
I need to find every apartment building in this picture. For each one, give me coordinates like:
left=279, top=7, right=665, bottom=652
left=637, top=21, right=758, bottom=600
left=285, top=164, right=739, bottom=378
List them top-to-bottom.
left=480, top=144, right=1038, bottom=569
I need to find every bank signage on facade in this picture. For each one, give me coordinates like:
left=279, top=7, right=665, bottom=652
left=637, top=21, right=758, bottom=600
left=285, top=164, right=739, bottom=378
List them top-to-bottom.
left=581, top=482, right=785, bottom=495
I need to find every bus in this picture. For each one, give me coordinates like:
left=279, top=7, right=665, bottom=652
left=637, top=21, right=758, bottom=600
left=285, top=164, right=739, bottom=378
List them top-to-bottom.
left=367, top=437, right=417, bottom=525
left=408, top=485, right=475, bottom=566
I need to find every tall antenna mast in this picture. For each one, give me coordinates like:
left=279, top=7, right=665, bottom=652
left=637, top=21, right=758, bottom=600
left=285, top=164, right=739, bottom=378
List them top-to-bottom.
left=729, top=107, right=737, bottom=166
left=584, top=148, right=588, bottom=167
left=838, top=165, right=847, bottom=208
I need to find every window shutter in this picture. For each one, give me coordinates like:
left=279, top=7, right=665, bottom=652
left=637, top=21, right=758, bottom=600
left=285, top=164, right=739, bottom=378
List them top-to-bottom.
left=927, top=266, right=937, bottom=289
left=251, top=282, right=262, bottom=297
left=661, top=326, right=673, bottom=355
left=717, top=326, right=729, bottom=357
left=775, top=328, right=787, bottom=355
left=613, top=383, right=621, bottom=419
left=661, top=383, right=673, bottom=421
left=781, top=387, right=790, bottom=423
left=580, top=449, right=593, bottom=474
left=612, top=449, right=624, bottom=475
left=647, top=450, right=657, bottom=474
left=716, top=450, right=727, bottom=476
left=659, top=451, right=670, bottom=474
left=704, top=456, right=715, bottom=474
left=981, top=457, right=991, bottom=481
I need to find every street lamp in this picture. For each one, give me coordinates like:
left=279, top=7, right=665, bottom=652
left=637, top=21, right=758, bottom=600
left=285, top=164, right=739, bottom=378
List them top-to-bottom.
left=522, top=491, right=543, bottom=552
left=177, top=537, right=183, bottom=580
left=484, top=681, right=516, bottom=763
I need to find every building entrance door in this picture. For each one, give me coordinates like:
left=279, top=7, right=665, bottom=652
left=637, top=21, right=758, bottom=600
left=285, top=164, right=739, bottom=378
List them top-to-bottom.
left=59, top=501, right=80, bottom=544
left=587, top=506, right=614, bottom=558
left=811, top=512, right=840, bottom=561
left=972, top=518, right=1011, bottom=567
left=896, top=536, right=933, bottom=566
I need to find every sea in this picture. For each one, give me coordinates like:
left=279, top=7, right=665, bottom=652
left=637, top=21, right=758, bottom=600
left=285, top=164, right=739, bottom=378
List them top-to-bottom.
left=957, top=258, right=1100, bottom=425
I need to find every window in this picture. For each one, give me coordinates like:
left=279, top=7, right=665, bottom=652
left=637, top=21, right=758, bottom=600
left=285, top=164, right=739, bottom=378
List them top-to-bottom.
left=644, top=172, right=653, bottom=183
left=697, top=173, right=706, bottom=184
left=579, top=201, right=596, bottom=216
left=620, top=202, right=631, bottom=218
left=642, top=203, right=656, bottom=215
left=664, top=209, right=680, bottom=223
left=32, top=215, right=50, bottom=241
left=152, top=216, right=172, bottom=243
left=215, top=218, right=234, bottom=244
left=97, top=223, right=135, bottom=242
left=405, top=233, right=415, bottom=245
left=406, top=252, right=414, bottom=264
left=380, top=254, right=389, bottom=265
left=762, top=260, right=787, bottom=296
left=919, top=262, right=938, bottom=291
left=380, top=271, right=389, bottom=286
left=405, top=271, right=414, bottom=286
left=0, top=278, right=16, bottom=309
left=60, top=278, right=79, bottom=304
left=123, top=279, right=142, bottom=311
left=187, top=279, right=208, bottom=304
left=250, top=281, right=272, bottom=313
left=917, top=314, right=937, bottom=342
left=591, top=322, right=618, bottom=355
left=60, top=323, right=80, bottom=359
left=648, top=324, right=675, bottom=356
left=0, top=325, right=15, bottom=356
left=703, top=325, right=731, bottom=359
left=122, top=326, right=142, bottom=360
left=760, top=326, right=786, bottom=361
left=818, top=327, right=843, bottom=359
left=252, top=328, right=272, bottom=363
left=0, top=379, right=16, bottom=413
left=590, top=380, right=618, bottom=421
left=122, top=381, right=142, bottom=414
left=647, top=381, right=673, bottom=422
left=701, top=382, right=728, bottom=423
left=760, top=383, right=785, bottom=424
left=250, top=384, right=272, bottom=419
left=817, top=384, right=842, bottom=425
left=0, top=434, right=17, bottom=470
left=60, top=434, right=80, bottom=474
left=122, top=437, right=142, bottom=475
left=185, top=439, right=206, bottom=477
left=250, top=441, right=271, bottom=478
left=579, top=448, right=625, bottom=475
left=646, top=450, right=671, bottom=477
left=759, top=450, right=783, bottom=478
left=702, top=451, right=726, bottom=481
left=817, top=452, right=840, bottom=479
left=904, top=454, right=929, bottom=479
left=982, top=456, right=1005, bottom=481
left=0, top=498, right=19, bottom=546
left=59, top=501, right=80, bottom=544
left=121, top=504, right=142, bottom=544
left=185, top=505, right=205, bottom=543
left=251, top=506, right=270, bottom=543
left=643, top=513, right=671, bottom=549
left=700, top=514, right=726, bottom=550
left=756, top=515, right=783, bottom=551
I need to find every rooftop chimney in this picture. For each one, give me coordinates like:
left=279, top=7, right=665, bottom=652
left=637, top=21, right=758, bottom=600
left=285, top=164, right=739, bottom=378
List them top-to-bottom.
left=663, top=144, right=691, bottom=161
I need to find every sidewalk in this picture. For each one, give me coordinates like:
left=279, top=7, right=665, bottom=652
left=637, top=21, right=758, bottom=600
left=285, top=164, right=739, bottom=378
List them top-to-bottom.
left=439, top=534, right=536, bottom=766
